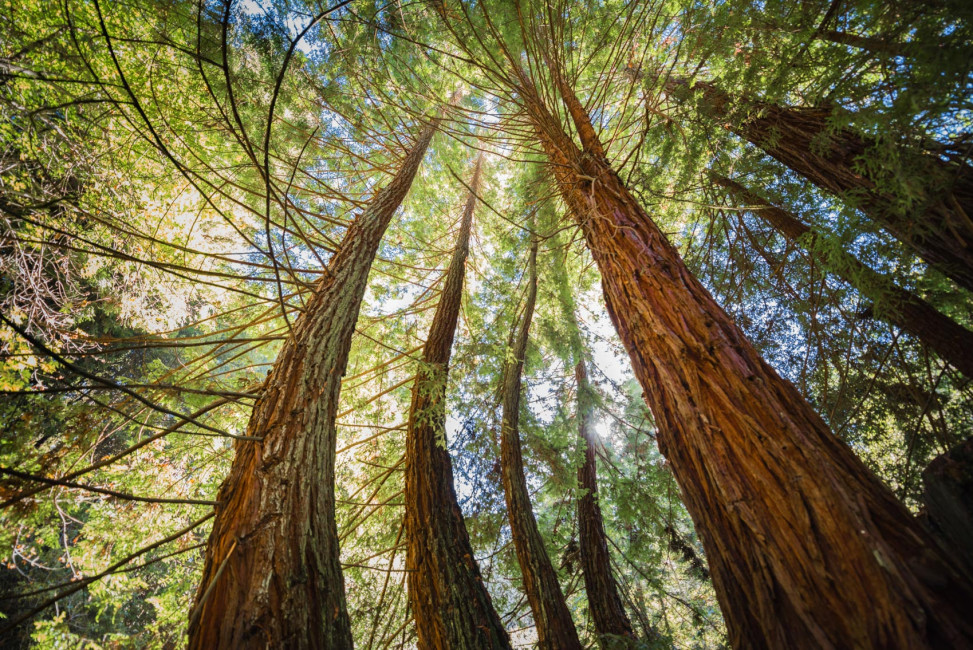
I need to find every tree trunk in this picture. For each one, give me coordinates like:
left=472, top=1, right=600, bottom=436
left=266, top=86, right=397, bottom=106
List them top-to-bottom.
left=755, top=19, right=909, bottom=56
left=819, top=29, right=908, bottom=55
left=519, top=65, right=973, bottom=649
left=668, top=78, right=973, bottom=292
left=187, top=114, right=443, bottom=649
left=404, top=156, right=512, bottom=649
left=713, top=173, right=973, bottom=377
left=499, top=239, right=583, bottom=650
left=575, top=360, right=639, bottom=646
left=922, top=437, right=973, bottom=573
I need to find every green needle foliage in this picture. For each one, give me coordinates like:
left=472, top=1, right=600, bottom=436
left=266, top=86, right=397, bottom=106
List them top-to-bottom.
left=0, top=0, right=970, bottom=648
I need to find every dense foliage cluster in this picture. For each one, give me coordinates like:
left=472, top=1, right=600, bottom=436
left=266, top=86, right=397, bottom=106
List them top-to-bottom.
left=1, top=0, right=970, bottom=647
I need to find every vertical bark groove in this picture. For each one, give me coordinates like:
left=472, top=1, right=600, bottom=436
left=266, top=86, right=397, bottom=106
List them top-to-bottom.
left=517, top=67, right=973, bottom=649
left=188, top=114, right=443, bottom=650
left=404, top=156, right=512, bottom=649
left=713, top=173, right=973, bottom=377
left=499, top=239, right=583, bottom=650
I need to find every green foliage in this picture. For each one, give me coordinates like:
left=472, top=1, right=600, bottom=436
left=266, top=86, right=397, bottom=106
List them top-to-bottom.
left=0, top=0, right=969, bottom=647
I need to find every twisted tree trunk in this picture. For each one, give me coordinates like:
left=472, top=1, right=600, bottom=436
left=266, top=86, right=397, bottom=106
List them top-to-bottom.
left=518, top=65, right=973, bottom=649
left=668, top=78, right=973, bottom=291
left=187, top=114, right=443, bottom=649
left=404, top=156, right=512, bottom=649
left=713, top=173, right=973, bottom=377
left=499, top=239, right=583, bottom=650
left=575, top=360, right=639, bottom=647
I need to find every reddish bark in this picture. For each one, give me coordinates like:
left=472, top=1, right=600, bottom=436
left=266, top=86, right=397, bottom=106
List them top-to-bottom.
left=519, top=66, right=973, bottom=649
left=669, top=78, right=973, bottom=292
left=187, top=115, right=443, bottom=649
left=404, top=157, right=512, bottom=649
left=714, top=173, right=973, bottom=377
left=499, top=240, right=583, bottom=650
left=575, top=360, right=639, bottom=645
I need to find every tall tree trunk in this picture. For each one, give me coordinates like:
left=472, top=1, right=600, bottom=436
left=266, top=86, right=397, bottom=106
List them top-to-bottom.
left=518, top=65, right=973, bottom=649
left=667, top=78, right=973, bottom=291
left=187, top=114, right=443, bottom=649
left=404, top=156, right=512, bottom=649
left=713, top=173, right=973, bottom=377
left=499, top=239, right=583, bottom=650
left=575, top=360, right=639, bottom=646
left=922, top=437, right=973, bottom=573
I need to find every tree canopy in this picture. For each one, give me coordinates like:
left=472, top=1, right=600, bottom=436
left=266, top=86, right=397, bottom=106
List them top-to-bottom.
left=1, top=0, right=971, bottom=648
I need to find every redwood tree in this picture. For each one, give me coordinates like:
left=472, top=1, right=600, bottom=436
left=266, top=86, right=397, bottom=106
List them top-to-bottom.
left=511, top=55, right=973, bottom=648
left=666, top=78, right=973, bottom=292
left=187, top=111, right=445, bottom=649
left=403, top=156, right=512, bottom=649
left=713, top=172, right=973, bottom=377
left=499, top=238, right=583, bottom=650
left=556, top=253, right=640, bottom=645
left=575, top=360, right=639, bottom=646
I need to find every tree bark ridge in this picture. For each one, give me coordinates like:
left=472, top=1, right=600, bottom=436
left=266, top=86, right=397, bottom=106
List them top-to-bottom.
left=515, top=64, right=973, bottom=649
left=668, top=78, right=973, bottom=291
left=188, top=113, right=443, bottom=650
left=404, top=155, right=513, bottom=649
left=499, top=239, right=583, bottom=650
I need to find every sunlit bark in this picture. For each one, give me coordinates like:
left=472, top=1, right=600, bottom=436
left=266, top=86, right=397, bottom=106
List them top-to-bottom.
left=518, top=66, right=973, bottom=649
left=188, top=114, right=443, bottom=650
left=404, top=156, right=512, bottom=649
left=499, top=239, right=583, bottom=650
left=575, top=360, right=640, bottom=646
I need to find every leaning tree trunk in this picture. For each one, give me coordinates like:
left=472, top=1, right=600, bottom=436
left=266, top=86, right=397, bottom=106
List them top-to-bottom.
left=755, top=19, right=911, bottom=56
left=817, top=29, right=909, bottom=55
left=518, top=64, right=973, bottom=649
left=667, top=78, right=973, bottom=292
left=187, top=114, right=443, bottom=649
left=404, top=156, right=512, bottom=649
left=713, top=173, right=973, bottom=377
left=499, top=239, right=583, bottom=650
left=555, top=252, right=640, bottom=646
left=575, top=360, right=640, bottom=646
left=922, top=437, right=973, bottom=573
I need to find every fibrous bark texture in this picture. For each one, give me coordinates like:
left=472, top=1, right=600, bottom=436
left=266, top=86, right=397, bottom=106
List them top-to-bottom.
left=521, top=66, right=973, bottom=649
left=670, top=78, right=973, bottom=291
left=187, top=115, right=442, bottom=650
left=404, top=157, right=512, bottom=649
left=714, top=173, right=973, bottom=377
left=499, top=240, right=583, bottom=650
left=575, top=361, right=639, bottom=646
